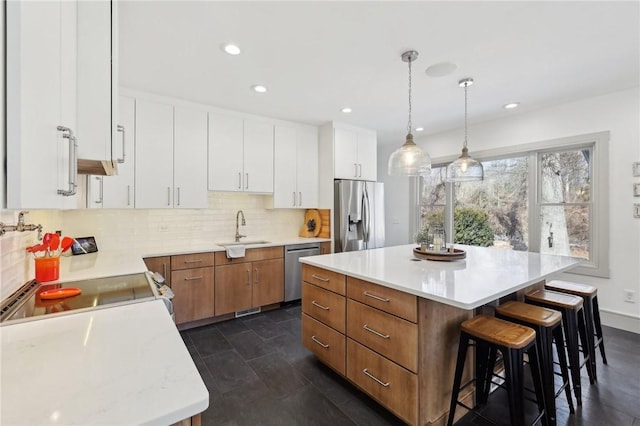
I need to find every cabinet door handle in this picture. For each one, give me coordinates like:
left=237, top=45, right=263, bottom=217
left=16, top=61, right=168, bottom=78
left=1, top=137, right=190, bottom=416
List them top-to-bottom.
left=116, top=124, right=126, bottom=164
left=57, top=126, right=77, bottom=196
left=354, top=163, right=358, bottom=177
left=358, top=163, right=362, bottom=177
left=238, top=172, right=242, bottom=189
left=245, top=173, right=249, bottom=189
left=94, top=176, right=103, bottom=204
left=127, top=185, right=131, bottom=206
left=167, top=187, right=171, bottom=206
left=176, top=187, right=181, bottom=206
left=293, top=192, right=296, bottom=207
left=299, top=192, right=302, bottom=206
left=183, top=259, right=203, bottom=264
left=162, top=263, right=167, bottom=279
left=254, top=268, right=259, bottom=283
left=246, top=269, right=251, bottom=284
left=311, top=274, right=329, bottom=282
left=184, top=276, right=203, bottom=281
left=363, top=291, right=390, bottom=303
left=311, top=300, right=330, bottom=310
left=363, top=324, right=390, bottom=339
left=311, top=335, right=329, bottom=348
left=362, top=369, right=389, bottom=387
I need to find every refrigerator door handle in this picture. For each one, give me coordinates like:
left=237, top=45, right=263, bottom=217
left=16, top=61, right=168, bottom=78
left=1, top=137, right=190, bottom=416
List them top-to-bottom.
left=362, top=185, right=371, bottom=249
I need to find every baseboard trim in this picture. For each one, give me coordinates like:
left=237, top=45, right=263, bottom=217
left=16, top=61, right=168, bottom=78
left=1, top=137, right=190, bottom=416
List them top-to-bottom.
left=600, top=308, right=640, bottom=334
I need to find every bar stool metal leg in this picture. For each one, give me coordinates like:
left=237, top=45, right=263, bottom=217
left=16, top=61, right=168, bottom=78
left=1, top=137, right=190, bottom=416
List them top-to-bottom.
left=592, top=296, right=608, bottom=364
left=552, top=324, right=575, bottom=414
left=448, top=332, right=470, bottom=426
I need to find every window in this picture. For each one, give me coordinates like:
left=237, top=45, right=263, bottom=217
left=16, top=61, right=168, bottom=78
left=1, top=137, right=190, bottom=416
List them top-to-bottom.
left=417, top=132, right=609, bottom=277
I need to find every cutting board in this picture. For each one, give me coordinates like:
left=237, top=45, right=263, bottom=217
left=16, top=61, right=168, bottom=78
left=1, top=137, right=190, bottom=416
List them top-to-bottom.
left=299, top=209, right=321, bottom=237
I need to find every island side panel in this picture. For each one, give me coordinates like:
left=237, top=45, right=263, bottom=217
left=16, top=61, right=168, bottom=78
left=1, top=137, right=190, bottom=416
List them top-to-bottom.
left=418, top=297, right=474, bottom=426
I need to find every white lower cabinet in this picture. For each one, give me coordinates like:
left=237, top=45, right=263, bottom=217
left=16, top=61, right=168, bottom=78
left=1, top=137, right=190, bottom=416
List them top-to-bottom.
left=135, top=99, right=208, bottom=209
left=208, top=113, right=274, bottom=193
left=272, top=125, right=318, bottom=208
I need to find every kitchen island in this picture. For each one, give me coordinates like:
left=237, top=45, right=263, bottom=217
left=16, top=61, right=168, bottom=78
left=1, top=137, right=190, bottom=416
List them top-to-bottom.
left=300, top=244, right=582, bottom=426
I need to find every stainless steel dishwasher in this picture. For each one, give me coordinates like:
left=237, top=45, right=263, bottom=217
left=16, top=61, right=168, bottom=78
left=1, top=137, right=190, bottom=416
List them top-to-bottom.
left=284, top=242, right=321, bottom=302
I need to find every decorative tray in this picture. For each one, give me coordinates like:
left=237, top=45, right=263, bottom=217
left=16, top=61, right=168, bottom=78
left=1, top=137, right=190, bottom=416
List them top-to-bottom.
left=413, top=247, right=466, bottom=261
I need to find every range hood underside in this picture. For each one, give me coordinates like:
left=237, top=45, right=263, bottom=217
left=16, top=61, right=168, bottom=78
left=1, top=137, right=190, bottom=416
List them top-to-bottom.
left=78, top=159, right=117, bottom=176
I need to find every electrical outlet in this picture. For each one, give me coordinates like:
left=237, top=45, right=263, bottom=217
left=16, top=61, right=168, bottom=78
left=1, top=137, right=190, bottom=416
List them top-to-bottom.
left=624, top=289, right=636, bottom=303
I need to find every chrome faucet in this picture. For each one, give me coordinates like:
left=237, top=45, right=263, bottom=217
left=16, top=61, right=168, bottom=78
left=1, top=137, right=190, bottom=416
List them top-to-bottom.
left=235, top=210, right=246, bottom=242
left=0, top=211, right=43, bottom=238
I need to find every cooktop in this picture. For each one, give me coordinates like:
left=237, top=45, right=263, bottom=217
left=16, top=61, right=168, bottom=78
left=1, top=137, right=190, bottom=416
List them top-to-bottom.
left=0, top=273, right=157, bottom=324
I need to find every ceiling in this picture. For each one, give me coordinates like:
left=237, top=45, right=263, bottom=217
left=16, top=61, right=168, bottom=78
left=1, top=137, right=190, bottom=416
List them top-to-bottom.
left=118, top=1, right=640, bottom=145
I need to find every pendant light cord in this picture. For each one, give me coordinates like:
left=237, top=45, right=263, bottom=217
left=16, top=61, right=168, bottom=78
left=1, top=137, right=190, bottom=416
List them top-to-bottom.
left=407, top=57, right=412, bottom=135
left=463, top=82, right=468, bottom=149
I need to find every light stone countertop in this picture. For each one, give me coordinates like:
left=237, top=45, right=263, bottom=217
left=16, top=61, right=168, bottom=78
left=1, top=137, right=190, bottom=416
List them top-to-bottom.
left=48, top=236, right=330, bottom=284
left=300, top=244, right=583, bottom=310
left=0, top=299, right=209, bottom=425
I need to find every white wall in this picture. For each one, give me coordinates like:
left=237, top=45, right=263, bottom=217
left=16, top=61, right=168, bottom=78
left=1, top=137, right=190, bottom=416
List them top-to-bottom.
left=381, top=87, right=640, bottom=332
left=377, top=143, right=412, bottom=247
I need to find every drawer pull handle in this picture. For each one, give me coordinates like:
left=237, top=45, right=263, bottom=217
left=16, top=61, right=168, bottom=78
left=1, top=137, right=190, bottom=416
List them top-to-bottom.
left=183, top=259, right=203, bottom=263
left=311, top=274, right=330, bottom=282
left=184, top=276, right=203, bottom=281
left=363, top=291, right=390, bottom=302
left=311, top=300, right=330, bottom=310
left=363, top=324, right=390, bottom=339
left=311, top=335, right=329, bottom=348
left=363, top=368, right=389, bottom=387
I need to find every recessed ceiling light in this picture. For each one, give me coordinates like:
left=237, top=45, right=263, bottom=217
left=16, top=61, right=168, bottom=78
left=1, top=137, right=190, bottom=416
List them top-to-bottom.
left=222, top=44, right=241, bottom=55
left=425, top=62, right=457, bottom=78
left=251, top=85, right=267, bottom=93
left=503, top=102, right=520, bottom=109
left=341, top=107, right=352, bottom=113
left=415, top=127, right=424, bottom=132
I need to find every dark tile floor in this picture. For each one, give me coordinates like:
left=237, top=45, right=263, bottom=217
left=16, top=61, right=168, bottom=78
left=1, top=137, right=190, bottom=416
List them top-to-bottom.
left=181, top=302, right=640, bottom=426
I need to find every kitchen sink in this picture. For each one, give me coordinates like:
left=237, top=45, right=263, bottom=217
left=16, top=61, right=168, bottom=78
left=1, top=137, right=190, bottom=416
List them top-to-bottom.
left=216, top=240, right=271, bottom=247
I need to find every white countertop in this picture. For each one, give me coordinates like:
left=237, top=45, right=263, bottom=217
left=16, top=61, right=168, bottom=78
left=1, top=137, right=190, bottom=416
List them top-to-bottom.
left=48, top=237, right=330, bottom=284
left=300, top=244, right=582, bottom=309
left=0, top=300, right=209, bottom=425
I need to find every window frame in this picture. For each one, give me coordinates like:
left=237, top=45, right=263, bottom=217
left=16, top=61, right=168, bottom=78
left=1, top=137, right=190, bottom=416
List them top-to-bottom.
left=415, top=131, right=609, bottom=278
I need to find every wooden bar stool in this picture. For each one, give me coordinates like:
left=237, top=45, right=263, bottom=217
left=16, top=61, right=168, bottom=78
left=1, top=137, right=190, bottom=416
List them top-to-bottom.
left=545, top=280, right=607, bottom=380
left=525, top=289, right=593, bottom=407
left=495, top=301, right=574, bottom=426
left=447, top=315, right=546, bottom=426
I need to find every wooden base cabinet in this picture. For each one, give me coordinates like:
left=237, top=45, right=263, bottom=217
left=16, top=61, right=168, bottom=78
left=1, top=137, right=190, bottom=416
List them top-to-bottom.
left=214, top=247, right=284, bottom=316
left=143, top=256, right=171, bottom=287
left=301, top=265, right=473, bottom=426
left=171, top=267, right=215, bottom=324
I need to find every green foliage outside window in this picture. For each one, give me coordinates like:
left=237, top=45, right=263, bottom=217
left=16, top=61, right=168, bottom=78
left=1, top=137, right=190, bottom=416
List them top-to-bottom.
left=454, top=208, right=494, bottom=247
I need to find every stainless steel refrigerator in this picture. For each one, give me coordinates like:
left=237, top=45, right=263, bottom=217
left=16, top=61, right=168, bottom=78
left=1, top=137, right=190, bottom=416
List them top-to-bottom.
left=334, top=180, right=385, bottom=252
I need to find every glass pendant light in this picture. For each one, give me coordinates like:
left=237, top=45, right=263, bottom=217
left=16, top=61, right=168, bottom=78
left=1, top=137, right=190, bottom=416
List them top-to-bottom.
left=388, top=51, right=431, bottom=176
left=446, top=78, right=484, bottom=182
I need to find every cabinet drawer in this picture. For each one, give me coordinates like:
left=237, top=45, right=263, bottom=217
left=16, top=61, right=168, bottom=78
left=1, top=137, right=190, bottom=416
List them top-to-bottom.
left=215, top=246, right=283, bottom=265
left=171, top=252, right=215, bottom=270
left=302, top=264, right=345, bottom=295
left=171, top=267, right=215, bottom=324
left=347, top=277, right=417, bottom=323
left=302, top=282, right=346, bottom=333
left=347, top=299, right=418, bottom=373
left=302, top=314, right=345, bottom=376
left=347, top=338, right=417, bottom=425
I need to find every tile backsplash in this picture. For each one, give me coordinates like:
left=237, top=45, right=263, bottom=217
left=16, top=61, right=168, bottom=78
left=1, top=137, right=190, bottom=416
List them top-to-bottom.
left=1, top=193, right=305, bottom=300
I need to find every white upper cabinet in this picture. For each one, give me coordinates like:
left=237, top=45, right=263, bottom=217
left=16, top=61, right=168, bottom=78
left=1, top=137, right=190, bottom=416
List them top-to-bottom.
left=6, top=0, right=78, bottom=209
left=76, top=0, right=117, bottom=164
left=102, top=96, right=135, bottom=208
left=134, top=99, right=208, bottom=209
left=135, top=100, right=175, bottom=208
left=174, top=106, right=208, bottom=208
left=208, top=113, right=274, bottom=193
left=208, top=113, right=244, bottom=191
left=272, top=125, right=318, bottom=208
left=333, top=125, right=377, bottom=181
